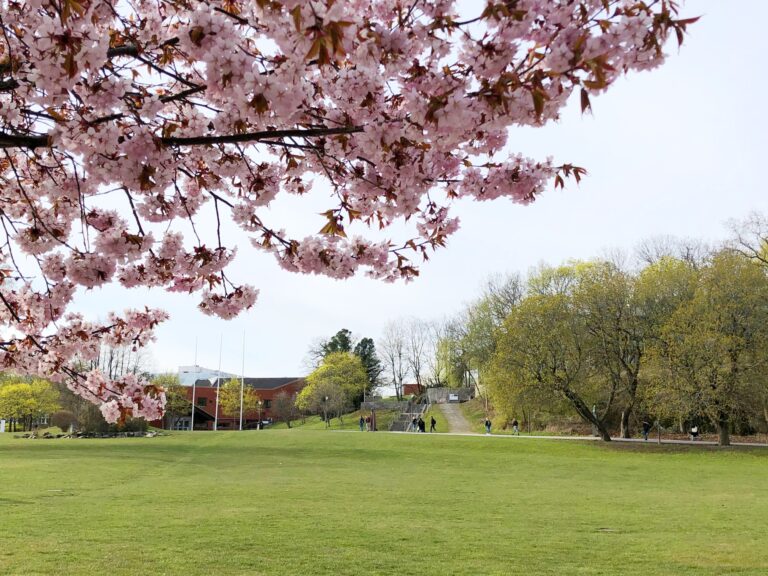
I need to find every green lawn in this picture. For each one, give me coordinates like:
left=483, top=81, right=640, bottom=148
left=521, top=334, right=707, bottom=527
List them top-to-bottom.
left=269, top=409, right=397, bottom=431
left=1, top=431, right=767, bottom=575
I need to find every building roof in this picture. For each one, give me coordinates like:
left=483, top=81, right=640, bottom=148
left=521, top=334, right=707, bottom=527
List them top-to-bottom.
left=178, top=365, right=235, bottom=386
left=194, top=377, right=304, bottom=390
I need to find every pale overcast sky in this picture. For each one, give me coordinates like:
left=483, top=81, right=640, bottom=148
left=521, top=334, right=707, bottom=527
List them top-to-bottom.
left=74, top=0, right=768, bottom=378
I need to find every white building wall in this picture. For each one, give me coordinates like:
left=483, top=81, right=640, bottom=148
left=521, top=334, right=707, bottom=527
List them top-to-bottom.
left=177, top=365, right=235, bottom=387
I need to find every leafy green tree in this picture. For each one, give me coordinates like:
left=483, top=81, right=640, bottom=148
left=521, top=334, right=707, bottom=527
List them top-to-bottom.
left=648, top=252, right=768, bottom=445
left=635, top=256, right=700, bottom=432
left=572, top=260, right=647, bottom=438
left=488, top=266, right=615, bottom=441
left=462, top=273, right=524, bottom=378
left=436, top=316, right=476, bottom=390
left=313, top=329, right=382, bottom=396
left=322, top=329, right=354, bottom=355
left=353, top=337, right=383, bottom=394
left=297, top=352, right=367, bottom=421
left=307, top=352, right=368, bottom=407
left=153, top=374, right=189, bottom=430
left=0, top=378, right=59, bottom=431
left=219, top=379, right=260, bottom=426
left=295, top=379, right=347, bottom=424
left=0, top=382, right=34, bottom=431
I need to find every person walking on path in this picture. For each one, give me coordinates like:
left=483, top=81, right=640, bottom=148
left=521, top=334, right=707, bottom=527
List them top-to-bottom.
left=359, top=415, right=365, bottom=432
left=411, top=416, right=418, bottom=432
left=418, top=416, right=426, bottom=433
left=430, top=416, right=437, bottom=433
left=484, top=418, right=492, bottom=435
left=511, top=418, right=520, bottom=436
left=642, top=420, right=651, bottom=441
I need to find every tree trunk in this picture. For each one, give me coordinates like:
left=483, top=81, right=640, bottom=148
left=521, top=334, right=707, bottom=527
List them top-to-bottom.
left=561, top=387, right=611, bottom=441
left=763, top=401, right=768, bottom=430
left=620, top=406, right=632, bottom=439
left=717, top=414, right=731, bottom=446
left=597, top=422, right=612, bottom=442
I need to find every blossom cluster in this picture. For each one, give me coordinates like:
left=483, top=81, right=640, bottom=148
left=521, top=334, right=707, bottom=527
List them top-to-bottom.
left=0, top=0, right=694, bottom=417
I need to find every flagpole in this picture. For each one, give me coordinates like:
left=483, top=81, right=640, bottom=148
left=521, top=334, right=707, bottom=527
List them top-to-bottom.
left=239, top=330, right=245, bottom=431
left=214, top=333, right=222, bottom=431
left=190, top=336, right=198, bottom=431
left=190, top=379, right=196, bottom=431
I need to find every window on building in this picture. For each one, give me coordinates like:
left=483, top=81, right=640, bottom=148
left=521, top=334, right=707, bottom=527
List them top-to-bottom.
left=197, top=397, right=207, bottom=407
left=264, top=400, right=271, bottom=409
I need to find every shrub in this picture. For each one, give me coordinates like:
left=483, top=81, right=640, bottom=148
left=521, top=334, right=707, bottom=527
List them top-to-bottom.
left=50, top=410, right=77, bottom=431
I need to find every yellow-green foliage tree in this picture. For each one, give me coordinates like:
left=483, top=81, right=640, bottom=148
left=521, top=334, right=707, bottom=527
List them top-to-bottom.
left=647, top=251, right=768, bottom=446
left=571, top=261, right=648, bottom=438
left=486, top=265, right=618, bottom=441
left=297, top=352, right=367, bottom=421
left=152, top=374, right=189, bottom=429
left=0, top=378, right=60, bottom=432
left=218, top=379, right=260, bottom=424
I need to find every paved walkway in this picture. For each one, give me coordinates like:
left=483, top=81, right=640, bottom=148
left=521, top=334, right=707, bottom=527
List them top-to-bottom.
left=437, top=403, right=473, bottom=434
left=405, top=430, right=768, bottom=447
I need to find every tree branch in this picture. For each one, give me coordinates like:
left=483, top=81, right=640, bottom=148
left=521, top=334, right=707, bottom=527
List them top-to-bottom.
left=0, top=125, right=364, bottom=151
left=162, top=125, right=363, bottom=147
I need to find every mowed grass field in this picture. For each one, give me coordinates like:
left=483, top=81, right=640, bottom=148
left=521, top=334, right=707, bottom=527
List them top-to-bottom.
left=1, top=431, right=767, bottom=576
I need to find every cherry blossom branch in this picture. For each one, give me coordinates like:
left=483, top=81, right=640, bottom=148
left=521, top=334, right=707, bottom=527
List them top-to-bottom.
left=0, top=126, right=363, bottom=150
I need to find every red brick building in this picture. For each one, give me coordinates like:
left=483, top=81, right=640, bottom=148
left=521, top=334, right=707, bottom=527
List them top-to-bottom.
left=159, top=377, right=306, bottom=430
left=403, top=383, right=423, bottom=396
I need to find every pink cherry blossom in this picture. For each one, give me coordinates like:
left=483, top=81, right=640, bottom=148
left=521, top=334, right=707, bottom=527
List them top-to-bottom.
left=0, top=0, right=696, bottom=419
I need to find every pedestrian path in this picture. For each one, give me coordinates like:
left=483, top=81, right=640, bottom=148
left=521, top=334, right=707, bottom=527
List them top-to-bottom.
left=437, top=403, right=472, bottom=434
left=398, top=430, right=768, bottom=447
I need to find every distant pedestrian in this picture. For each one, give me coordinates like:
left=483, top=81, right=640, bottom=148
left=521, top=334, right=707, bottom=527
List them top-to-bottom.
left=359, top=415, right=365, bottom=432
left=365, top=415, right=371, bottom=431
left=411, top=416, right=418, bottom=432
left=430, top=416, right=436, bottom=433
left=418, top=417, right=426, bottom=433
left=484, top=418, right=492, bottom=435
left=511, top=418, right=520, bottom=436
left=642, top=420, right=651, bottom=441
left=690, top=425, right=699, bottom=441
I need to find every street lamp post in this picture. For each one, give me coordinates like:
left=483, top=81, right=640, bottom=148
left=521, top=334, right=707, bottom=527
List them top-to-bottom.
left=323, top=396, right=329, bottom=428
left=257, top=400, right=263, bottom=429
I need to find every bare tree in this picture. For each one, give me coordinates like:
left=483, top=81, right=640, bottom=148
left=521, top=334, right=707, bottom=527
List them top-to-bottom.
left=727, top=211, right=768, bottom=267
left=635, top=235, right=710, bottom=268
left=481, top=272, right=524, bottom=325
left=404, top=318, right=430, bottom=393
left=425, top=319, right=451, bottom=387
left=380, top=321, right=409, bottom=400
left=302, top=337, right=328, bottom=372
left=89, top=343, right=151, bottom=380
left=273, top=391, right=298, bottom=428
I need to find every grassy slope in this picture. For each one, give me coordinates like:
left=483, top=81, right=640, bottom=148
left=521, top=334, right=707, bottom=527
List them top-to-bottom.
left=460, top=398, right=581, bottom=436
left=422, top=406, right=448, bottom=433
left=269, top=409, right=397, bottom=431
left=1, top=432, right=767, bottom=575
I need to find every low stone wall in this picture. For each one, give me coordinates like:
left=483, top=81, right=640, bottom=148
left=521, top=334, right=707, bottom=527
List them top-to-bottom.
left=426, top=387, right=474, bottom=404
left=361, top=400, right=409, bottom=412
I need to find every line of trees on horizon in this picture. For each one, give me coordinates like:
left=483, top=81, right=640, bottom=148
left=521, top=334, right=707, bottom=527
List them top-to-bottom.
left=419, top=213, right=768, bottom=446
